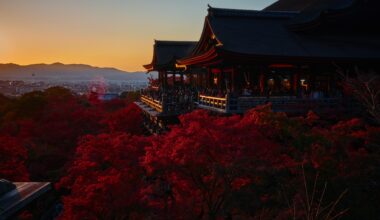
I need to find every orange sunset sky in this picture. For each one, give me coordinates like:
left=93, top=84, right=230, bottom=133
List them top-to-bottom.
left=0, top=0, right=275, bottom=71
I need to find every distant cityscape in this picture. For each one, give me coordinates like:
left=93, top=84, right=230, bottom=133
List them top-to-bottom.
left=0, top=63, right=156, bottom=97
left=0, top=80, right=148, bottom=97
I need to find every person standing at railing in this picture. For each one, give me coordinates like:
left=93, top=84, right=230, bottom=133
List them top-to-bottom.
left=242, top=87, right=252, bottom=96
left=266, top=88, right=272, bottom=104
left=312, top=90, right=324, bottom=99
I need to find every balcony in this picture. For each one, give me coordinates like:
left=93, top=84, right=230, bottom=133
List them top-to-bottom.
left=137, top=90, right=195, bottom=117
left=140, top=94, right=163, bottom=113
left=197, top=94, right=345, bottom=114
left=198, top=94, right=229, bottom=113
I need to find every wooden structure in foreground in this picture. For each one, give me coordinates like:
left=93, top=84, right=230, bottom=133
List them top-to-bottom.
left=177, top=0, right=380, bottom=114
left=136, top=40, right=197, bottom=133
left=0, top=180, right=51, bottom=219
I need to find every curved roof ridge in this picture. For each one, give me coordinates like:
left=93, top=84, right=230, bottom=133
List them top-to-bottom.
left=265, top=0, right=355, bottom=13
left=208, top=6, right=299, bottom=19
left=154, top=40, right=198, bottom=46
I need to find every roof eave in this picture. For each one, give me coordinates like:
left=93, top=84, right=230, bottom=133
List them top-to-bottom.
left=177, top=47, right=220, bottom=66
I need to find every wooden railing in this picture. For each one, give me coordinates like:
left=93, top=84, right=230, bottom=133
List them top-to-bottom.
left=142, top=92, right=345, bottom=115
left=198, top=94, right=343, bottom=114
left=140, top=95, right=163, bottom=113
left=198, top=95, right=228, bottom=112
left=241, top=96, right=342, bottom=112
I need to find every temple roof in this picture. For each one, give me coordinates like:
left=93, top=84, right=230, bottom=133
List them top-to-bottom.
left=264, top=0, right=353, bottom=12
left=264, top=0, right=315, bottom=11
left=265, top=0, right=380, bottom=32
left=288, top=0, right=380, bottom=32
left=177, top=5, right=380, bottom=65
left=208, top=7, right=297, bottom=18
left=207, top=8, right=299, bottom=56
left=143, top=40, right=197, bottom=71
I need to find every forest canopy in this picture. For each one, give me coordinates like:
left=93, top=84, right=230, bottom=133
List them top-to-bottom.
left=0, top=87, right=379, bottom=219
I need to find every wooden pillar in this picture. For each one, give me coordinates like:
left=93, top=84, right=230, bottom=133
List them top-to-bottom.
left=259, top=66, right=265, bottom=96
left=293, top=66, right=300, bottom=96
left=207, top=67, right=211, bottom=88
left=219, top=68, right=223, bottom=91
left=222, top=68, right=227, bottom=93
left=231, top=68, right=235, bottom=93
left=310, top=68, right=315, bottom=92
left=202, top=70, right=206, bottom=88
left=158, top=71, right=161, bottom=85
left=161, top=71, right=164, bottom=85
left=164, top=71, right=168, bottom=89
left=172, top=71, right=176, bottom=86
left=196, top=71, right=201, bottom=88
left=199, top=71, right=202, bottom=88
left=202, top=71, right=205, bottom=88
left=180, top=72, right=184, bottom=85
left=188, top=72, right=193, bottom=86
left=197, top=72, right=201, bottom=88
left=198, top=72, right=201, bottom=88
left=327, top=74, right=331, bottom=96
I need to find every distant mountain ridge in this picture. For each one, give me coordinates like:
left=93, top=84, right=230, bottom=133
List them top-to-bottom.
left=0, top=63, right=154, bottom=82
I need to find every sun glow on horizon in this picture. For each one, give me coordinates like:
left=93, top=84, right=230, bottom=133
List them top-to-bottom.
left=0, top=0, right=274, bottom=72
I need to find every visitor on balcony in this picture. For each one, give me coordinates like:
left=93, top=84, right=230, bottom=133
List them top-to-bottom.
left=242, top=83, right=253, bottom=96
left=312, top=85, right=324, bottom=99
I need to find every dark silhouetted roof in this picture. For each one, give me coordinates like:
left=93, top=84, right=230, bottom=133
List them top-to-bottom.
left=264, top=0, right=353, bottom=12
left=264, top=0, right=380, bottom=31
left=265, top=0, right=318, bottom=11
left=287, top=0, right=380, bottom=32
left=178, top=6, right=380, bottom=65
left=209, top=7, right=297, bottom=18
left=207, top=8, right=300, bottom=56
left=143, top=40, right=197, bottom=71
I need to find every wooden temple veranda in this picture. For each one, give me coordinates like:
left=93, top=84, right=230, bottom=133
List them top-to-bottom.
left=137, top=0, right=380, bottom=133
left=136, top=40, right=197, bottom=133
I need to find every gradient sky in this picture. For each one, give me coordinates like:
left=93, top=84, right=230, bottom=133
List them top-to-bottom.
left=0, top=0, right=276, bottom=71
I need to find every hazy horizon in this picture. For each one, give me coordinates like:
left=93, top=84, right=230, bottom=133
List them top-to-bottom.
left=0, top=0, right=276, bottom=72
left=0, top=62, right=144, bottom=73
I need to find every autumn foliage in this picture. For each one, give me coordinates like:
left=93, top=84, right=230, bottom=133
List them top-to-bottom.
left=0, top=87, right=142, bottom=182
left=0, top=88, right=379, bottom=219
left=57, top=104, right=380, bottom=219
left=57, top=134, right=149, bottom=219
left=0, top=135, right=29, bottom=181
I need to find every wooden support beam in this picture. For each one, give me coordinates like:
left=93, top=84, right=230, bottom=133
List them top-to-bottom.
left=259, top=66, right=265, bottom=96
left=231, top=67, right=235, bottom=93
left=164, top=71, right=168, bottom=89
left=172, top=71, right=176, bottom=86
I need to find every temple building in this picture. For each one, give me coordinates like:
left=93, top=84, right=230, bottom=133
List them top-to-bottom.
left=137, top=0, right=380, bottom=133
left=176, top=0, right=380, bottom=114
left=136, top=40, right=197, bottom=133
